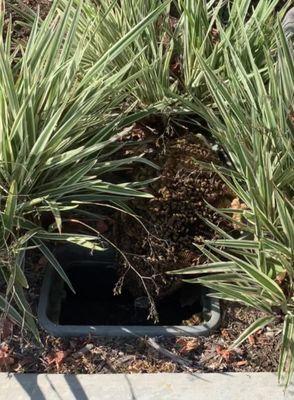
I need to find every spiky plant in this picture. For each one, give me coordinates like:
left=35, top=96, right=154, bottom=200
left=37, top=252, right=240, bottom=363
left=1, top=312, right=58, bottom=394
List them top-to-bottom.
left=0, top=0, right=166, bottom=337
left=15, top=0, right=175, bottom=107
left=16, top=0, right=289, bottom=109
left=177, top=0, right=288, bottom=95
left=173, top=17, right=294, bottom=385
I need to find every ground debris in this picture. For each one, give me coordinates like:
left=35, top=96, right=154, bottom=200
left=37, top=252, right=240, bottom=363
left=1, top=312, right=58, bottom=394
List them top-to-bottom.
left=0, top=303, right=281, bottom=374
left=0, top=343, right=15, bottom=369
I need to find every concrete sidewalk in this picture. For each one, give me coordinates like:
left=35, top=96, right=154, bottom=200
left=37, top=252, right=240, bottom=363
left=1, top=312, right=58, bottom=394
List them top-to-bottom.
left=0, top=372, right=293, bottom=400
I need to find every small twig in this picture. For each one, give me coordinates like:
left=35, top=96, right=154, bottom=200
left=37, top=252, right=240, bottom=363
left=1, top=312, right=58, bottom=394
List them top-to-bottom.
left=146, top=337, right=192, bottom=369
left=72, top=343, right=94, bottom=359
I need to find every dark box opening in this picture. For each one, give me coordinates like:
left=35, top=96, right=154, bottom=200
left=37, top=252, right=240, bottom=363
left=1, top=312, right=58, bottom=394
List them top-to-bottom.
left=49, top=262, right=203, bottom=326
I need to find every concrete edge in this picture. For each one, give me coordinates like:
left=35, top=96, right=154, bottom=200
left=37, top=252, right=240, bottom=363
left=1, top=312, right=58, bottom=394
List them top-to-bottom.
left=0, top=372, right=293, bottom=400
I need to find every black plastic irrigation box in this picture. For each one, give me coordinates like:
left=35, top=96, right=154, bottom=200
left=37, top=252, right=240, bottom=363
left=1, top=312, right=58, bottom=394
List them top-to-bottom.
left=38, top=244, right=220, bottom=337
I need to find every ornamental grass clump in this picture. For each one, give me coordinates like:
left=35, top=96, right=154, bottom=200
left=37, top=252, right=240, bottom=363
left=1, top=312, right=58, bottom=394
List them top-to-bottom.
left=0, top=0, right=167, bottom=337
left=18, top=0, right=288, bottom=108
left=18, top=0, right=175, bottom=106
left=65, top=0, right=290, bottom=106
left=176, top=0, right=285, bottom=95
left=174, top=18, right=294, bottom=385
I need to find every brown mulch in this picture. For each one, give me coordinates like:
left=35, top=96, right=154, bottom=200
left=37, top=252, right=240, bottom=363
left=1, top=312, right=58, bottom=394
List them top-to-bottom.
left=5, top=0, right=52, bottom=42
left=6, top=0, right=52, bottom=21
left=0, top=303, right=281, bottom=374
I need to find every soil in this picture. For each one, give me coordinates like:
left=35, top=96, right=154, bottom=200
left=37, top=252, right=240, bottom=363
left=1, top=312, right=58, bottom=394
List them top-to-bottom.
left=5, top=1, right=52, bottom=45
left=0, top=303, right=281, bottom=374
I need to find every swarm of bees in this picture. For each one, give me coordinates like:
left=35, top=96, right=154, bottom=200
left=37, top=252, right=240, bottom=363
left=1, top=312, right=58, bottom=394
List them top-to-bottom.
left=117, top=134, right=232, bottom=301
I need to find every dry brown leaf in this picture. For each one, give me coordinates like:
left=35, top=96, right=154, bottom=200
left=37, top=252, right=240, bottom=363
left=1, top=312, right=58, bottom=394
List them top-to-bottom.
left=211, top=28, right=220, bottom=44
left=231, top=197, right=247, bottom=229
left=275, top=271, right=287, bottom=286
left=182, top=313, right=202, bottom=326
left=220, top=329, right=231, bottom=340
left=248, top=335, right=255, bottom=346
left=176, top=338, right=198, bottom=355
left=0, top=344, right=14, bottom=368
left=215, top=345, right=233, bottom=362
left=45, top=350, right=69, bottom=370
left=236, top=360, right=248, bottom=367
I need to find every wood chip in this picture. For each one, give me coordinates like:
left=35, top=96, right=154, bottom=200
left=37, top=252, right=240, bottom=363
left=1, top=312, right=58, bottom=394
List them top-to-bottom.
left=72, top=343, right=94, bottom=359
